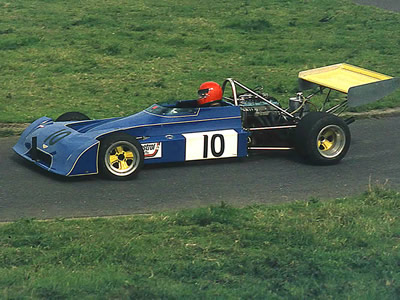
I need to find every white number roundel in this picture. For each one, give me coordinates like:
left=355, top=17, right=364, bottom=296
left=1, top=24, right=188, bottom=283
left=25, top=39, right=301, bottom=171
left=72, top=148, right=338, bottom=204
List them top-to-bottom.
left=183, top=130, right=238, bottom=161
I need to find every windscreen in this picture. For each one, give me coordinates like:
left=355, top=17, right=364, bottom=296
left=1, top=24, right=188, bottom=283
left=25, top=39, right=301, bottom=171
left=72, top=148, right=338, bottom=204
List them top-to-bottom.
left=145, top=104, right=199, bottom=117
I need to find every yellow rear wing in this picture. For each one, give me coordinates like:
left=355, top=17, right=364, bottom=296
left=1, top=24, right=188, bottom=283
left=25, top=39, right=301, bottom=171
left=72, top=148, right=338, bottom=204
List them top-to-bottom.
left=298, top=63, right=400, bottom=107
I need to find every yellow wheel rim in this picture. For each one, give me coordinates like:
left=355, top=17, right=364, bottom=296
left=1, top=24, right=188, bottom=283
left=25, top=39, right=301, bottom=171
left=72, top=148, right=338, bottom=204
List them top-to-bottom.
left=317, top=125, right=346, bottom=158
left=105, top=141, right=140, bottom=176
left=109, top=146, right=135, bottom=171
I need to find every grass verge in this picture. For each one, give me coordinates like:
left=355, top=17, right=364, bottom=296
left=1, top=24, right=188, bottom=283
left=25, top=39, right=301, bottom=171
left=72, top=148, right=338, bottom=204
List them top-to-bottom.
left=1, top=0, right=399, bottom=122
left=1, top=187, right=399, bottom=299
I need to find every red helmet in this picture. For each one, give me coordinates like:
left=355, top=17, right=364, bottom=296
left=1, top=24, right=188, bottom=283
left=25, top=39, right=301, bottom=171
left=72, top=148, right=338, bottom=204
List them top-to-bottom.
left=197, top=81, right=223, bottom=106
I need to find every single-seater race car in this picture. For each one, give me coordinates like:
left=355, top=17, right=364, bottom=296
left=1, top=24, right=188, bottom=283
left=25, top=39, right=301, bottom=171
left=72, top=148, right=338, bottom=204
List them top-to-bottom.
left=13, top=63, right=400, bottom=180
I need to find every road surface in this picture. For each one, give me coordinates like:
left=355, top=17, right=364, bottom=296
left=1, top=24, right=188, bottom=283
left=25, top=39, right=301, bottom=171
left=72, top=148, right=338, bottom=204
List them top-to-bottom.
left=353, top=0, right=400, bottom=11
left=1, top=116, right=399, bottom=221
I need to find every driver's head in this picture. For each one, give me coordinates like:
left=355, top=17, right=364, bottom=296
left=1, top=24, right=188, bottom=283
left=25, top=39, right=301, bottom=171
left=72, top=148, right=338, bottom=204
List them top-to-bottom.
left=197, top=81, right=223, bottom=106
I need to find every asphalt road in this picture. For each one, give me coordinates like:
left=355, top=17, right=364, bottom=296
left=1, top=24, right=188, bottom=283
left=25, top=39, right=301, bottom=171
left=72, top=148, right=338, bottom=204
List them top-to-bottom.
left=353, top=0, right=400, bottom=11
left=0, top=116, right=399, bottom=221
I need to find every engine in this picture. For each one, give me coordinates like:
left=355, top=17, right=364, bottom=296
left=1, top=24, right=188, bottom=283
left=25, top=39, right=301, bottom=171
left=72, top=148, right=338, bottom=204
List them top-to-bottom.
left=288, top=92, right=309, bottom=118
left=238, top=93, right=287, bottom=128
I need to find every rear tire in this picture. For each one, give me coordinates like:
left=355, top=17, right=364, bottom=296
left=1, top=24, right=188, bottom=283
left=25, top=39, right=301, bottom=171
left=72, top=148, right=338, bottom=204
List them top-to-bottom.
left=295, top=112, right=350, bottom=165
left=98, top=133, right=144, bottom=180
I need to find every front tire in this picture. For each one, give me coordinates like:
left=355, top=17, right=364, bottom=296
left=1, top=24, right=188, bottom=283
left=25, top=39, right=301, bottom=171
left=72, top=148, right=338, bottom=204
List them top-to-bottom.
left=295, top=112, right=351, bottom=165
left=98, top=134, right=144, bottom=180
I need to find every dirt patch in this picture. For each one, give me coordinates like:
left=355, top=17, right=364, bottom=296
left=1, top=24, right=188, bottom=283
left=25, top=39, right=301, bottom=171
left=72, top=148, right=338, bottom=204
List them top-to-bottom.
left=345, top=107, right=400, bottom=118
left=0, top=123, right=30, bottom=137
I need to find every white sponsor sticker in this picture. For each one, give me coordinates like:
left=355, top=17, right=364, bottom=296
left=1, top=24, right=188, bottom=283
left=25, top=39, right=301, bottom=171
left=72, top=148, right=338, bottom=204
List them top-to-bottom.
left=183, top=130, right=238, bottom=161
left=142, top=142, right=162, bottom=159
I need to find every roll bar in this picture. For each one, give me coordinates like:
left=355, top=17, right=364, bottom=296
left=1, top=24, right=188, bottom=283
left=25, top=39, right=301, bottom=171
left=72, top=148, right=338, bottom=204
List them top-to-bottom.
left=222, top=78, right=296, bottom=119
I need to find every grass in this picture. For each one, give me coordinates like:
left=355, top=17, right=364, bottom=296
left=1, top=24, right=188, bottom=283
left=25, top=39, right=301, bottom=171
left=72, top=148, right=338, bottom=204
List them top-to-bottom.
left=0, top=0, right=399, bottom=122
left=1, top=187, right=400, bottom=299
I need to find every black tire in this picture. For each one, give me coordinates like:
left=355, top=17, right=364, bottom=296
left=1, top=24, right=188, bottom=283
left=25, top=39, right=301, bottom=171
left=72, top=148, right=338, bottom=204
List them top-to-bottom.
left=55, top=112, right=90, bottom=122
left=295, top=112, right=351, bottom=165
left=98, top=133, right=144, bottom=180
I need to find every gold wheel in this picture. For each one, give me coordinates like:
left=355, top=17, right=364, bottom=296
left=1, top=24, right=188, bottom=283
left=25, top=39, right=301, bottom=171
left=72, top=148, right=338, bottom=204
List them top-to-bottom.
left=317, top=125, right=346, bottom=159
left=104, top=141, right=141, bottom=177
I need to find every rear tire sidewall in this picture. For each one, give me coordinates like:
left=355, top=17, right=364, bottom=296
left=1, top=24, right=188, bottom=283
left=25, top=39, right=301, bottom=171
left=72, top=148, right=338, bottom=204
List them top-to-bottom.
left=295, top=112, right=351, bottom=165
left=98, top=133, right=144, bottom=180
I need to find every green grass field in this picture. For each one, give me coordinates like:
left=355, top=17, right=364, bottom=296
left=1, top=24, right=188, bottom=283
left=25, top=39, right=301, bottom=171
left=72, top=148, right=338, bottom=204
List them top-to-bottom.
left=1, top=0, right=399, bottom=122
left=2, top=1, right=400, bottom=298
left=1, top=187, right=399, bottom=299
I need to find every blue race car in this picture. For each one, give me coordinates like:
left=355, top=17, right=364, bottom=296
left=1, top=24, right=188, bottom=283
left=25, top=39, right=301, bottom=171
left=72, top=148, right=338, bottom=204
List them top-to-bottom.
left=13, top=64, right=400, bottom=180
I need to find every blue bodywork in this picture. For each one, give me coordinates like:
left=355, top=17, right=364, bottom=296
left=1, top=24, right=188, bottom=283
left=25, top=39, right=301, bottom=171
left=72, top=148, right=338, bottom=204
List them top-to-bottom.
left=13, top=101, right=249, bottom=176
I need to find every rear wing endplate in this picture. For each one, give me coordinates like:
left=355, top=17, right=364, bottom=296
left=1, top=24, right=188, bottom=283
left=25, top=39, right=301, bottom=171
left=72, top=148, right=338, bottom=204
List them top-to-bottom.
left=298, top=63, right=400, bottom=107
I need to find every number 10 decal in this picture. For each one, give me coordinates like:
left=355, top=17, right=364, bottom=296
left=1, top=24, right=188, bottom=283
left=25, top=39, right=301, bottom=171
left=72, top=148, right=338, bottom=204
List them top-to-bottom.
left=183, top=130, right=238, bottom=161
left=203, top=134, right=225, bottom=158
